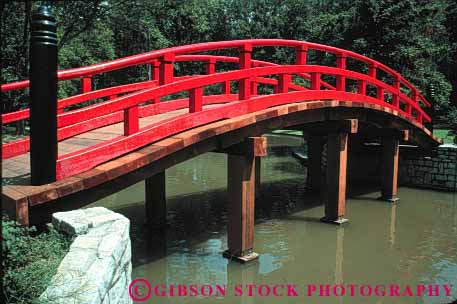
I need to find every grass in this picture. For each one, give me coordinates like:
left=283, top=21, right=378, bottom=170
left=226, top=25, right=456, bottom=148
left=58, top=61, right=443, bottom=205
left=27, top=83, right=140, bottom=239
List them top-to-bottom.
left=433, top=129, right=456, bottom=144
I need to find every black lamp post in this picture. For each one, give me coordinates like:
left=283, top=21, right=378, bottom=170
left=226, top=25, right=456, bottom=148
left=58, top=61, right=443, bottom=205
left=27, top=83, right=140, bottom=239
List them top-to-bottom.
left=30, top=3, right=58, bottom=185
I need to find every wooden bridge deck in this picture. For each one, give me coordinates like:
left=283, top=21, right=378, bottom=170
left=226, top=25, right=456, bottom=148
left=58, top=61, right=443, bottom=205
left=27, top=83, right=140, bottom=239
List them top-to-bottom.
left=2, top=105, right=222, bottom=185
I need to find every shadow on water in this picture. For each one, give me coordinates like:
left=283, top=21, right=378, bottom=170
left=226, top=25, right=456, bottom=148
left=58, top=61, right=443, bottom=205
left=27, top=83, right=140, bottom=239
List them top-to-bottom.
left=113, top=178, right=324, bottom=268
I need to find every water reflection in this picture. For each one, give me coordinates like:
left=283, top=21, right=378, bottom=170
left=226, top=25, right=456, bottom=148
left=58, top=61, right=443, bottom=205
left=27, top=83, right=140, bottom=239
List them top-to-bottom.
left=90, top=135, right=457, bottom=304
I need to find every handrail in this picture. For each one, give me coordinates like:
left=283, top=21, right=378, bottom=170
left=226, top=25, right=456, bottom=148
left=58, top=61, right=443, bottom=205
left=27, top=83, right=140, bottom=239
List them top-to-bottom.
left=1, top=39, right=429, bottom=106
left=1, top=39, right=435, bottom=182
left=57, top=65, right=429, bottom=129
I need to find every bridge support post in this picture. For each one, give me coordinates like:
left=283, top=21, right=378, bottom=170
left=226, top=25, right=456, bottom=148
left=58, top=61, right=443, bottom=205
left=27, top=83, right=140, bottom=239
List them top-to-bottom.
left=30, top=4, right=58, bottom=185
left=321, top=132, right=349, bottom=224
left=306, top=134, right=325, bottom=191
left=380, top=136, right=400, bottom=202
left=223, top=137, right=267, bottom=263
left=255, top=157, right=261, bottom=198
left=145, top=171, right=167, bottom=228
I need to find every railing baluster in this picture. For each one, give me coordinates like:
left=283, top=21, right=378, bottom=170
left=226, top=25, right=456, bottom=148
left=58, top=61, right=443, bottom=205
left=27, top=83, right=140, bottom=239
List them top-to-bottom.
left=239, top=44, right=252, bottom=100
left=295, top=45, right=308, bottom=65
left=159, top=53, right=174, bottom=85
left=336, top=54, right=347, bottom=91
left=206, top=58, right=216, bottom=75
left=150, top=59, right=160, bottom=103
left=151, top=59, right=160, bottom=81
left=368, top=63, right=377, bottom=78
left=368, top=63, right=383, bottom=102
left=310, top=72, right=321, bottom=90
left=278, top=74, right=290, bottom=93
left=392, top=75, right=401, bottom=107
left=81, top=76, right=92, bottom=93
left=250, top=77, right=258, bottom=96
left=357, top=80, right=366, bottom=95
left=222, top=81, right=231, bottom=94
left=189, top=87, right=203, bottom=113
left=377, top=87, right=385, bottom=102
left=405, top=103, right=412, bottom=116
left=124, top=105, right=139, bottom=136
left=416, top=112, right=423, bottom=124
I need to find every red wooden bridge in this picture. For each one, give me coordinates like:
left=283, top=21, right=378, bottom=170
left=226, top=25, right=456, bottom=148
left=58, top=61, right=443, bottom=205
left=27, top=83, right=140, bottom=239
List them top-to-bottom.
left=2, top=39, right=440, bottom=262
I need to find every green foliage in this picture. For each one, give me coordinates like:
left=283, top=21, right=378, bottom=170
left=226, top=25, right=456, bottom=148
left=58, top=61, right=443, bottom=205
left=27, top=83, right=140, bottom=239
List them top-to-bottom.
left=2, top=215, right=72, bottom=304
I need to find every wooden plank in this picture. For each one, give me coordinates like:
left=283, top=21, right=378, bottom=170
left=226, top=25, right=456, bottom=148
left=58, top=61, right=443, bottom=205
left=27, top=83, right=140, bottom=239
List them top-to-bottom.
left=302, top=119, right=358, bottom=135
left=217, top=137, right=267, bottom=157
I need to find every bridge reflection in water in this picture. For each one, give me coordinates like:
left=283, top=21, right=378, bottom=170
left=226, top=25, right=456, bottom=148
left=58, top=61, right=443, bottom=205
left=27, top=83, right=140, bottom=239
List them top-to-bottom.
left=94, top=136, right=457, bottom=303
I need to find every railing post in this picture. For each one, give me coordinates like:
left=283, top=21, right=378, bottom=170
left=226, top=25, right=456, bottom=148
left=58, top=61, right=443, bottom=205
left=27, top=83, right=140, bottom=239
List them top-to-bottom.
left=30, top=4, right=57, bottom=185
left=239, top=44, right=252, bottom=100
left=295, top=45, right=308, bottom=65
left=159, top=53, right=174, bottom=85
left=336, top=54, right=347, bottom=91
left=205, top=58, right=216, bottom=75
left=150, top=59, right=160, bottom=103
left=150, top=59, right=160, bottom=81
left=368, top=63, right=377, bottom=78
left=368, top=63, right=384, bottom=101
left=310, top=72, right=321, bottom=90
left=278, top=74, right=290, bottom=93
left=392, top=75, right=401, bottom=107
left=81, top=76, right=92, bottom=93
left=250, top=77, right=258, bottom=96
left=357, top=80, right=366, bottom=95
left=222, top=81, right=231, bottom=95
left=377, top=86, right=385, bottom=102
left=189, top=87, right=203, bottom=113
left=408, top=88, right=419, bottom=118
left=123, top=106, right=139, bottom=136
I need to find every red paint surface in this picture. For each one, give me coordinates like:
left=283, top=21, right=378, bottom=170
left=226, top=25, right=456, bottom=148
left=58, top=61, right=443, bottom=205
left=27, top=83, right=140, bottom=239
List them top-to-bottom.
left=1, top=39, right=433, bottom=180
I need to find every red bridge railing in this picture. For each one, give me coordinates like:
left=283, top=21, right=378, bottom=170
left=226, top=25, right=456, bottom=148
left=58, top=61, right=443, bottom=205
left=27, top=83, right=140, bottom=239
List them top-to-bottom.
left=1, top=39, right=432, bottom=182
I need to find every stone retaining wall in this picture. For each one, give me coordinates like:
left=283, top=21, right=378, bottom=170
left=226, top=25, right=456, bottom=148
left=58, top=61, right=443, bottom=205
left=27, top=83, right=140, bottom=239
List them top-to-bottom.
left=399, top=144, right=457, bottom=191
left=39, top=207, right=132, bottom=304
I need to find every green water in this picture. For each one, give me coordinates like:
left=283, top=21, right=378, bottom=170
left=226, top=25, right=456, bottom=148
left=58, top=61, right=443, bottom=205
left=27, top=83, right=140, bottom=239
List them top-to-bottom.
left=91, top=135, right=457, bottom=304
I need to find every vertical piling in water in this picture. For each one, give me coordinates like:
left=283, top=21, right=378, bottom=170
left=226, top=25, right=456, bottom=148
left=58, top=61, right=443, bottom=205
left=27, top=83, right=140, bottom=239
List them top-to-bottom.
left=30, top=4, right=57, bottom=185
left=380, top=136, right=400, bottom=202
left=223, top=137, right=267, bottom=263
left=145, top=171, right=167, bottom=228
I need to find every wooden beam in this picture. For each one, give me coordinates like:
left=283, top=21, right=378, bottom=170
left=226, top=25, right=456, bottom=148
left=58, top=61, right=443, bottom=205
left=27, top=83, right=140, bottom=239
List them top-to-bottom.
left=302, top=119, right=358, bottom=136
left=358, top=128, right=409, bottom=141
left=321, top=132, right=349, bottom=224
left=216, top=136, right=267, bottom=157
left=380, top=136, right=399, bottom=202
left=145, top=171, right=167, bottom=228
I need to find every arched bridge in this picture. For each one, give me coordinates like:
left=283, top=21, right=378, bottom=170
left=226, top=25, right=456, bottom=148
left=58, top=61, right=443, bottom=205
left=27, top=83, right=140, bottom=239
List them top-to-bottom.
left=2, top=39, right=440, bottom=261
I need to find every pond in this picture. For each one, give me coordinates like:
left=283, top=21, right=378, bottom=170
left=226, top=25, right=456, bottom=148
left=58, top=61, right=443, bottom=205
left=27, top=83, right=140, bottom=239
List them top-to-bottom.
left=90, top=134, right=457, bottom=304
